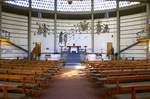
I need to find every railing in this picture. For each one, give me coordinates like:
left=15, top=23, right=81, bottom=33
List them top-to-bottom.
left=0, top=30, right=28, bottom=53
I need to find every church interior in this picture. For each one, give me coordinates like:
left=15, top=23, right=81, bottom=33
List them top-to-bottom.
left=0, top=0, right=150, bottom=99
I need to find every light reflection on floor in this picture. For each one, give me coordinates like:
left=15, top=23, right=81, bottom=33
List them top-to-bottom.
left=65, top=63, right=86, bottom=69
left=75, top=65, right=86, bottom=69
left=59, top=67, right=86, bottom=79
left=61, top=70, right=80, bottom=78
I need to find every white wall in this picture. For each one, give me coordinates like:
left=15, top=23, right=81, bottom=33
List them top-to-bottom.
left=1, top=12, right=147, bottom=60
left=1, top=12, right=28, bottom=59
left=1, top=12, right=28, bottom=49
left=120, top=13, right=147, bottom=60
left=31, top=17, right=54, bottom=52
left=94, top=18, right=116, bottom=53
left=56, top=19, right=92, bottom=52
left=0, top=41, right=27, bottom=59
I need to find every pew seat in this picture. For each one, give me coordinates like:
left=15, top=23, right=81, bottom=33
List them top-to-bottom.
left=0, top=84, right=40, bottom=99
left=0, top=92, right=27, bottom=99
left=115, top=92, right=150, bottom=99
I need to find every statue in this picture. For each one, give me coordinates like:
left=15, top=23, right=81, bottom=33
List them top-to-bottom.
left=80, top=20, right=89, bottom=31
left=96, top=21, right=102, bottom=34
left=37, top=23, right=49, bottom=37
left=42, top=23, right=49, bottom=37
left=37, top=24, right=43, bottom=35
left=103, top=24, right=109, bottom=33
left=59, top=32, right=63, bottom=44
left=64, top=33, right=67, bottom=46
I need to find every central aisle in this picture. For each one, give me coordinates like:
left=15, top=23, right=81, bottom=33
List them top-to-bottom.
left=37, top=68, right=101, bottom=99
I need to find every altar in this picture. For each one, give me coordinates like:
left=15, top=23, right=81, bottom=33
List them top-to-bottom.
left=67, top=44, right=81, bottom=53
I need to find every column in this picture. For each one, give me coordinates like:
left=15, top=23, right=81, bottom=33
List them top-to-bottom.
left=28, top=0, right=32, bottom=60
left=54, top=0, right=57, bottom=52
left=91, top=0, right=94, bottom=53
left=116, top=0, right=120, bottom=60
left=0, top=1, right=1, bottom=32
left=0, top=2, right=2, bottom=59
left=146, top=2, right=150, bottom=59
left=146, top=2, right=150, bottom=35
left=146, top=40, right=149, bottom=60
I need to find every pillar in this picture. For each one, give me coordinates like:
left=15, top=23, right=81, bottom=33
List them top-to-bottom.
left=28, top=0, right=32, bottom=60
left=54, top=0, right=57, bottom=52
left=91, top=0, right=94, bottom=53
left=116, top=0, right=120, bottom=60
left=0, top=1, right=2, bottom=59
left=0, top=1, right=1, bottom=32
left=146, top=2, right=150, bottom=59
left=147, top=2, right=150, bottom=34
left=146, top=40, right=149, bottom=60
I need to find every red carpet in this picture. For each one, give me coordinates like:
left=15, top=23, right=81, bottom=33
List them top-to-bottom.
left=36, top=69, right=101, bottom=99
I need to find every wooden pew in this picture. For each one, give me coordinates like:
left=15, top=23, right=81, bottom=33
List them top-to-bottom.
left=0, top=59, right=63, bottom=98
left=86, top=60, right=150, bottom=99
left=0, top=84, right=40, bottom=99
left=108, top=84, right=150, bottom=99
